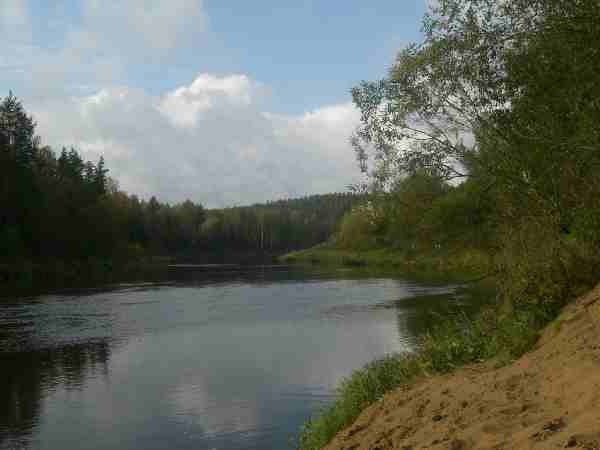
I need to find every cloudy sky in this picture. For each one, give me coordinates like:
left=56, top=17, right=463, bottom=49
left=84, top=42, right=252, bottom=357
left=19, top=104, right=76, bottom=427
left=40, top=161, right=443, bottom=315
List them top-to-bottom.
left=1, top=0, right=426, bottom=207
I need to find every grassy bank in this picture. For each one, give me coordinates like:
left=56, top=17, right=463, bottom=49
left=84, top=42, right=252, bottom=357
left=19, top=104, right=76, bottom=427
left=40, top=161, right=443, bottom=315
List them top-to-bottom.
left=280, top=245, right=493, bottom=280
left=297, top=297, right=555, bottom=450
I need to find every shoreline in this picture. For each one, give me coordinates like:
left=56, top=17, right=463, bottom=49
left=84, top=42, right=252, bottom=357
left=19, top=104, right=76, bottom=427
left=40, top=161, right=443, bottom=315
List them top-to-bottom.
left=279, top=246, right=494, bottom=281
left=286, top=246, right=596, bottom=450
left=321, top=283, right=600, bottom=450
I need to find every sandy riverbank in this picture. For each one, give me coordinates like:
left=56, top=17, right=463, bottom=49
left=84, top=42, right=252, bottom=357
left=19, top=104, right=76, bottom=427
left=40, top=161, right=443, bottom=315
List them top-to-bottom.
left=323, top=284, right=600, bottom=450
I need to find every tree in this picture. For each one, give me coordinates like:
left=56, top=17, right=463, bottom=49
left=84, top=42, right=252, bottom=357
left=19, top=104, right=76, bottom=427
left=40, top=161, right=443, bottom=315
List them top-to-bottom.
left=350, top=0, right=544, bottom=188
left=0, top=92, right=39, bottom=168
left=0, top=93, right=43, bottom=257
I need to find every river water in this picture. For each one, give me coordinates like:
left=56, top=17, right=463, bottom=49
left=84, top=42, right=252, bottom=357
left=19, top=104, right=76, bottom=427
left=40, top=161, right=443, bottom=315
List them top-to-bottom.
left=0, top=266, right=488, bottom=450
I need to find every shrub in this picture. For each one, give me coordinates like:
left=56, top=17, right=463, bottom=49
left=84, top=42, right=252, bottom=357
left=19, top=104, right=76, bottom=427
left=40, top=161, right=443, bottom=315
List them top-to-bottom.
left=498, top=221, right=600, bottom=312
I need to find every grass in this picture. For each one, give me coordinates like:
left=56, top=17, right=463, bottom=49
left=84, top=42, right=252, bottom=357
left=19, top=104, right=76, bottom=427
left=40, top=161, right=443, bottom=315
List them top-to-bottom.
left=280, top=246, right=493, bottom=280
left=296, top=299, right=555, bottom=450
left=297, top=354, right=424, bottom=450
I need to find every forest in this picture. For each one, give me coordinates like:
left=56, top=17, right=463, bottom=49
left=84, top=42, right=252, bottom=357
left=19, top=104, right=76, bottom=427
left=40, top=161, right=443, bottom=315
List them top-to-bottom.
left=0, top=95, right=359, bottom=271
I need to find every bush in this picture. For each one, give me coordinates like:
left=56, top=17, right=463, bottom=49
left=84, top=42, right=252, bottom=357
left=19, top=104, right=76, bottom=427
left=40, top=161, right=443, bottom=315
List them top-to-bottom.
left=336, top=206, right=382, bottom=250
left=498, top=221, right=600, bottom=312
left=420, top=303, right=548, bottom=374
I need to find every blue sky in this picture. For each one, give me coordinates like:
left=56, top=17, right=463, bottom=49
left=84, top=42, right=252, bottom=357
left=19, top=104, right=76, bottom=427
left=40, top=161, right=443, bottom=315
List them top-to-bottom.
left=1, top=0, right=427, bottom=207
left=202, top=1, right=425, bottom=112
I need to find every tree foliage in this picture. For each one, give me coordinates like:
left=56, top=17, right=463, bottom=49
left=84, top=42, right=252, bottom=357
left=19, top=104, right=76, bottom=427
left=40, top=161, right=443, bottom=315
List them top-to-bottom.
left=347, top=0, right=600, bottom=306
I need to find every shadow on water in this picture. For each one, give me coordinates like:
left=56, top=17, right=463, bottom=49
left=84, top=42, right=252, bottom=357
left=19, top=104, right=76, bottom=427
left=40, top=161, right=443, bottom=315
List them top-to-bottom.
left=320, top=280, right=494, bottom=350
left=393, top=284, right=495, bottom=348
left=1, top=287, right=117, bottom=449
left=0, top=340, right=111, bottom=449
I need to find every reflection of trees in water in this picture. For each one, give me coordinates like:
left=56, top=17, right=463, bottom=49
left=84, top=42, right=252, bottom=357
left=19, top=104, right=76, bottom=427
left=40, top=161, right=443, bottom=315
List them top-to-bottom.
left=394, top=287, right=492, bottom=346
left=393, top=294, right=457, bottom=344
left=0, top=340, right=110, bottom=448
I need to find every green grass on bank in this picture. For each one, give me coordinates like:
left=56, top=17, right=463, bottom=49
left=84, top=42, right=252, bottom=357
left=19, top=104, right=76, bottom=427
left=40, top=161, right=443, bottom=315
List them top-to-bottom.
left=280, top=246, right=493, bottom=280
left=296, top=299, right=555, bottom=450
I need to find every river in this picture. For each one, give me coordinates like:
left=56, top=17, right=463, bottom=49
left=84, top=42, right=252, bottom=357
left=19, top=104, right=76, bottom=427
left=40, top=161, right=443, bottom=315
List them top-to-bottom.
left=0, top=266, right=488, bottom=450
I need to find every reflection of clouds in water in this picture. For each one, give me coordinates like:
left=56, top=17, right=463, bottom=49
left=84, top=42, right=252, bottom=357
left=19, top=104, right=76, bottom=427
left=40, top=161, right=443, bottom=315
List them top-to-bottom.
left=2, top=275, right=469, bottom=450
left=164, top=308, right=406, bottom=439
left=297, top=314, right=410, bottom=391
left=107, top=335, right=147, bottom=369
left=170, top=379, right=260, bottom=437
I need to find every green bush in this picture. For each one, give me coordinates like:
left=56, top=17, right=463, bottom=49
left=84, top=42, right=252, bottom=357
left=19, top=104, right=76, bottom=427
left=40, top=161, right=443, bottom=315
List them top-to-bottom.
left=336, top=206, right=382, bottom=250
left=498, top=221, right=600, bottom=312
left=420, top=304, right=548, bottom=374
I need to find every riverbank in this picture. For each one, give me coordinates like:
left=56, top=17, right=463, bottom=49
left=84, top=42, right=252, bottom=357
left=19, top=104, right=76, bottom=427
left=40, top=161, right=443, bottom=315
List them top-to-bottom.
left=280, top=246, right=493, bottom=280
left=288, top=246, right=598, bottom=449
left=320, top=282, right=600, bottom=449
left=296, top=283, right=546, bottom=450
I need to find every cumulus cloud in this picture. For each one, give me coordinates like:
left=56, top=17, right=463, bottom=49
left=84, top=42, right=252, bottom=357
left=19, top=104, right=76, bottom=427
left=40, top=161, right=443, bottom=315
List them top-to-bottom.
left=33, top=73, right=362, bottom=207
left=160, top=74, right=260, bottom=128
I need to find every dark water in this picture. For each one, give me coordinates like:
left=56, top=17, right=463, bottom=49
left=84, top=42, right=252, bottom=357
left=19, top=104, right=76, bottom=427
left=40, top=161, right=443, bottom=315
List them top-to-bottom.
left=0, top=267, right=489, bottom=450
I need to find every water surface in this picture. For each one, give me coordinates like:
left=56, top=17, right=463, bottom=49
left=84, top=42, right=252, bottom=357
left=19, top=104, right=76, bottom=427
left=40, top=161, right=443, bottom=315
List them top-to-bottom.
left=0, top=267, right=487, bottom=449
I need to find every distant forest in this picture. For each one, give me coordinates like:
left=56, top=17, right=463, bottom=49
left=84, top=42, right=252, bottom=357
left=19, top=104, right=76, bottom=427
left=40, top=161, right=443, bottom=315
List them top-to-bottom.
left=0, top=93, right=360, bottom=265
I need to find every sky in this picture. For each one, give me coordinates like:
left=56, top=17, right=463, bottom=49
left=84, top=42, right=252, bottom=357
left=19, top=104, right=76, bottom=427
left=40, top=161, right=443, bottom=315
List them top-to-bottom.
left=1, top=0, right=427, bottom=207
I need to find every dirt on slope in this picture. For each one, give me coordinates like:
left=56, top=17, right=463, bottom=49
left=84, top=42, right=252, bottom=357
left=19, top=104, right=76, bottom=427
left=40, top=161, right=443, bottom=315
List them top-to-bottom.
left=324, top=284, right=600, bottom=450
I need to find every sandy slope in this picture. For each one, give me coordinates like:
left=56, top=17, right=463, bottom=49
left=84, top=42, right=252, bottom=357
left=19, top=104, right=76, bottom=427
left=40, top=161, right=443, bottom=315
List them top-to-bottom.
left=324, top=284, right=600, bottom=450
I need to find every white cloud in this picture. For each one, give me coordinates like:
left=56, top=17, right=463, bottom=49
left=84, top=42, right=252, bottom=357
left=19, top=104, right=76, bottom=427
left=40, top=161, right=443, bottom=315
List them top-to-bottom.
left=32, top=73, right=362, bottom=207
left=160, top=74, right=259, bottom=128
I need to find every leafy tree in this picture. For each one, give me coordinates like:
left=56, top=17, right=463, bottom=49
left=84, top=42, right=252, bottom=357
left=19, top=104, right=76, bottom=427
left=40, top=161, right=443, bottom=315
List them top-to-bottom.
left=348, top=0, right=600, bottom=306
left=350, top=0, right=545, bottom=188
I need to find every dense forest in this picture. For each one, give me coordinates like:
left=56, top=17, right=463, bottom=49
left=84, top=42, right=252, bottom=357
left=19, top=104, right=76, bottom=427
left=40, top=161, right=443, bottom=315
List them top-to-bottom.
left=329, top=0, right=600, bottom=310
left=0, top=94, right=359, bottom=270
left=199, top=194, right=358, bottom=257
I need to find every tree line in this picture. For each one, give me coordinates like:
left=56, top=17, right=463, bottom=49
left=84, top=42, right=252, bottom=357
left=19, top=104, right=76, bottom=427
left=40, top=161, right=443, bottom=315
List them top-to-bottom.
left=0, top=93, right=359, bottom=266
left=199, top=193, right=358, bottom=256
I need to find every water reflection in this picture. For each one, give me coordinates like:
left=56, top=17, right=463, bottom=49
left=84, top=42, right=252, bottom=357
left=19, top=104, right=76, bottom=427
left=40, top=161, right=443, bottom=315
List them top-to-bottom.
left=0, top=268, right=490, bottom=450
left=0, top=340, right=110, bottom=449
